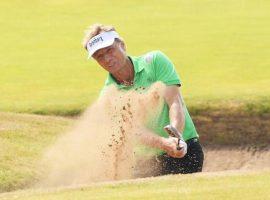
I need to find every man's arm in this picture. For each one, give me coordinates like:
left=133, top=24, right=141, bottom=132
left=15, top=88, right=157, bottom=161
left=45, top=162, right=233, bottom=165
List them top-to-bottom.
left=136, top=85, right=186, bottom=158
left=163, top=85, right=187, bottom=158
left=164, top=85, right=185, bottom=134
left=136, top=127, right=184, bottom=158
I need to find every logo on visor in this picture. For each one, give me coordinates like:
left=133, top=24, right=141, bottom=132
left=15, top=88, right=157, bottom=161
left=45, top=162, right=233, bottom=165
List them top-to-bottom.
left=89, top=36, right=104, bottom=47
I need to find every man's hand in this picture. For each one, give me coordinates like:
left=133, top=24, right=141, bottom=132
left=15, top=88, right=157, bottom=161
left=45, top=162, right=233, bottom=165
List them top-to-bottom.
left=161, top=137, right=187, bottom=158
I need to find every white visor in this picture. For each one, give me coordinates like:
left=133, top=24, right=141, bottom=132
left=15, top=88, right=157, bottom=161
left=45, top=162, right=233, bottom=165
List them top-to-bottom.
left=86, top=31, right=120, bottom=58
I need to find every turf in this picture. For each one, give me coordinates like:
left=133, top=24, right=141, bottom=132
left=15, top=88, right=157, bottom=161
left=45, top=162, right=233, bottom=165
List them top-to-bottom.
left=1, top=0, right=270, bottom=115
left=0, top=112, right=73, bottom=192
left=1, top=170, right=269, bottom=200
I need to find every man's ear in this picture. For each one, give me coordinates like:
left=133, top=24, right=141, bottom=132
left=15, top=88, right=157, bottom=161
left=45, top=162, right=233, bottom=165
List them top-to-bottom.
left=119, top=41, right=126, bottom=51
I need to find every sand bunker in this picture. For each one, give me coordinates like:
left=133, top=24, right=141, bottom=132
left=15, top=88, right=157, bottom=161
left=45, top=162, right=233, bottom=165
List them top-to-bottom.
left=37, top=82, right=270, bottom=188
left=39, top=83, right=165, bottom=187
left=203, top=147, right=270, bottom=172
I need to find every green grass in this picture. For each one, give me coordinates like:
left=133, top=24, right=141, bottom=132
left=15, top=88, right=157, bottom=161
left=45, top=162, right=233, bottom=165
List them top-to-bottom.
left=1, top=0, right=270, bottom=115
left=0, top=112, right=73, bottom=192
left=1, top=170, right=269, bottom=200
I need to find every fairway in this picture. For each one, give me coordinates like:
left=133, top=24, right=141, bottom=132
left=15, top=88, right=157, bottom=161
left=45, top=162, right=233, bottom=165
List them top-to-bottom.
left=1, top=0, right=270, bottom=115
left=0, top=170, right=269, bottom=200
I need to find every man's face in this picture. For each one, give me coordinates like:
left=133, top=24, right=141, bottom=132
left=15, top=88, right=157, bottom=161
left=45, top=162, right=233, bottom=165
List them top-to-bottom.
left=92, top=41, right=127, bottom=74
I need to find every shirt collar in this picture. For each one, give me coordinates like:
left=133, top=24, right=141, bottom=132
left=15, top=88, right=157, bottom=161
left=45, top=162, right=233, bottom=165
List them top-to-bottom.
left=131, top=56, right=144, bottom=73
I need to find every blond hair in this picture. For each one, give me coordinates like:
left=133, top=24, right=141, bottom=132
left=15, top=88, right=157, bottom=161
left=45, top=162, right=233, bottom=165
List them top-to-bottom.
left=82, top=23, right=122, bottom=50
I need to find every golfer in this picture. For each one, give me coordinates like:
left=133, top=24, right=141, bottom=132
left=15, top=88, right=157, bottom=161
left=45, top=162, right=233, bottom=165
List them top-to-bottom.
left=82, top=24, right=204, bottom=174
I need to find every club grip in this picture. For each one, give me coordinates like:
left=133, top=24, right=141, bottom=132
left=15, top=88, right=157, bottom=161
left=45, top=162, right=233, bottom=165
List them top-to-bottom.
left=164, top=125, right=184, bottom=150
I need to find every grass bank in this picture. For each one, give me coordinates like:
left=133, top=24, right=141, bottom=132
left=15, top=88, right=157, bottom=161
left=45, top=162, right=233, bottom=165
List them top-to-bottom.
left=0, top=112, right=73, bottom=192
left=1, top=170, right=269, bottom=200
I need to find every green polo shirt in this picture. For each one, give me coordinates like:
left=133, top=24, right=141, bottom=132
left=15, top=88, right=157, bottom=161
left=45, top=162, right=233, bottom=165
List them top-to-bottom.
left=103, top=50, right=198, bottom=144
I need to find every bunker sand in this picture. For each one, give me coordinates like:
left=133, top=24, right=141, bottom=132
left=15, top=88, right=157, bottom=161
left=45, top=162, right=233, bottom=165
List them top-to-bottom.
left=38, top=83, right=165, bottom=187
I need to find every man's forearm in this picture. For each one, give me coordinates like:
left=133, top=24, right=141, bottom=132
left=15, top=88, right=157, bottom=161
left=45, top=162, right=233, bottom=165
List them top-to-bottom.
left=164, top=86, right=185, bottom=134
left=169, top=97, right=185, bottom=133
left=136, top=127, right=167, bottom=151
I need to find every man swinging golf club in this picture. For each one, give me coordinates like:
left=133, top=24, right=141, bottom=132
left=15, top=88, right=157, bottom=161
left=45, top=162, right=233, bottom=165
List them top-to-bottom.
left=82, top=24, right=204, bottom=174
